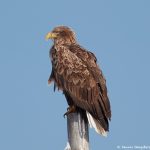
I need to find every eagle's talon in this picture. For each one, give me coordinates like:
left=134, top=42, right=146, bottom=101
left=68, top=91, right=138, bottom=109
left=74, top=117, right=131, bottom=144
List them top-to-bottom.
left=63, top=106, right=76, bottom=118
left=63, top=112, right=67, bottom=118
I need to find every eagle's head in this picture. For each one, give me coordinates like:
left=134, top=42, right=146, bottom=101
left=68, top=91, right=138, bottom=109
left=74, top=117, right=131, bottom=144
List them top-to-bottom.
left=46, top=26, right=76, bottom=45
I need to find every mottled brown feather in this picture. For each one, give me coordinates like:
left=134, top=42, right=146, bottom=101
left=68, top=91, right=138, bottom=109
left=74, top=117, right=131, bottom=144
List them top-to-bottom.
left=48, top=26, right=111, bottom=132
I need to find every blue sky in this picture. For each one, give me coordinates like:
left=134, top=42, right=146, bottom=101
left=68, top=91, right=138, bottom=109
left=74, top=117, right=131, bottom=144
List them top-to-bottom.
left=0, top=0, right=150, bottom=150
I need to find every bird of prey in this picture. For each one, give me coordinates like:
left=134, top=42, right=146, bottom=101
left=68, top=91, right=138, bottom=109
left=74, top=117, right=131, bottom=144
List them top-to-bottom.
left=46, top=26, right=111, bottom=136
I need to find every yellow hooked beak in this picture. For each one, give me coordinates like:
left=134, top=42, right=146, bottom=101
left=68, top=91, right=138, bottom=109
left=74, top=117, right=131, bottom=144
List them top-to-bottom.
left=45, top=32, right=58, bottom=40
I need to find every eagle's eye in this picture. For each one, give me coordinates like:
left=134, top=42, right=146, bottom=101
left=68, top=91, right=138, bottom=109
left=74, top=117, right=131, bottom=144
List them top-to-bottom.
left=59, top=31, right=68, bottom=37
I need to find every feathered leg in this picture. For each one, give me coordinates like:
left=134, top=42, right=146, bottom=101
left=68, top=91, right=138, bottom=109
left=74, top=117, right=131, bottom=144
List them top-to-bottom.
left=63, top=91, right=77, bottom=117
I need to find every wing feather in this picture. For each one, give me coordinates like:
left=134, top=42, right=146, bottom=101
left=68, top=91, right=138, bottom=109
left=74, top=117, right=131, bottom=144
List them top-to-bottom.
left=68, top=44, right=111, bottom=119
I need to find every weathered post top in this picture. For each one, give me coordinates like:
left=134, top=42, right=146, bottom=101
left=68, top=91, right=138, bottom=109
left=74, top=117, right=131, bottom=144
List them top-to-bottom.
left=65, top=112, right=89, bottom=150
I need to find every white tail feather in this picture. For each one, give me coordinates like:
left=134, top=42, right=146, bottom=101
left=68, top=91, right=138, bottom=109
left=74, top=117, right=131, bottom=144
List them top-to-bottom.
left=86, top=111, right=107, bottom=137
left=64, top=142, right=71, bottom=150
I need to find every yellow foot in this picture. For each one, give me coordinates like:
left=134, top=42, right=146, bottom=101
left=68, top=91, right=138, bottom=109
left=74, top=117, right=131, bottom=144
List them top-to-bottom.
left=63, top=106, right=76, bottom=118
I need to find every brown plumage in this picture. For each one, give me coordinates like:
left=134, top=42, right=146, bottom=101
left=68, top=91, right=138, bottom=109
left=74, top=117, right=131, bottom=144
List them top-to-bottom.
left=46, top=26, right=111, bottom=136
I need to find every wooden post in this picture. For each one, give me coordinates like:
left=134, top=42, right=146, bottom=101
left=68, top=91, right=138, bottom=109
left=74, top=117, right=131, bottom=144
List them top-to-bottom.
left=65, top=112, right=90, bottom=150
